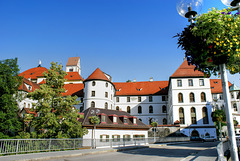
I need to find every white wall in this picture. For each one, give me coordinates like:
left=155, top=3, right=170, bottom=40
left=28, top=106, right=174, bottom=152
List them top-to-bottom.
left=84, top=80, right=115, bottom=110
left=83, top=129, right=148, bottom=139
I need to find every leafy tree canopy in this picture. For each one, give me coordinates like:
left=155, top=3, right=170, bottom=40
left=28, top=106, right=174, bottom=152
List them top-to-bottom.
left=175, top=8, right=240, bottom=76
left=0, top=58, right=23, bottom=138
left=27, top=62, right=87, bottom=138
left=151, top=122, right=158, bottom=127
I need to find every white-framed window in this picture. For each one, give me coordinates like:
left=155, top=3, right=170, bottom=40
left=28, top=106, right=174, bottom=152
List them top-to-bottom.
left=188, top=79, right=193, bottom=86
left=199, top=79, right=204, bottom=86
left=177, top=80, right=182, bottom=87
left=91, top=91, right=95, bottom=97
left=149, top=96, right=153, bottom=102
left=113, top=116, right=117, bottom=123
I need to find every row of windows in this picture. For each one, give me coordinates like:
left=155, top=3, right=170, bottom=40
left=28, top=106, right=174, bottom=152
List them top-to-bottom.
left=177, top=79, right=204, bottom=87
left=92, top=81, right=113, bottom=90
left=91, top=91, right=113, bottom=100
left=178, top=92, right=206, bottom=103
left=116, top=96, right=167, bottom=103
left=90, top=101, right=113, bottom=109
left=23, top=102, right=31, bottom=108
left=115, top=105, right=167, bottom=114
left=179, top=107, right=209, bottom=124
left=148, top=118, right=167, bottom=125
left=100, top=134, right=145, bottom=142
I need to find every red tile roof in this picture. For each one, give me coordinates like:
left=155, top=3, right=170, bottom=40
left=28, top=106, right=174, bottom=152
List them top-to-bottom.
left=66, top=57, right=80, bottom=66
left=171, top=60, right=205, bottom=78
left=19, top=67, right=48, bottom=80
left=85, top=68, right=110, bottom=82
left=65, top=72, right=84, bottom=81
left=18, top=78, right=40, bottom=92
left=39, top=79, right=46, bottom=84
left=210, top=79, right=232, bottom=94
left=114, top=81, right=169, bottom=96
left=63, top=83, right=84, bottom=97
left=22, top=108, right=37, bottom=117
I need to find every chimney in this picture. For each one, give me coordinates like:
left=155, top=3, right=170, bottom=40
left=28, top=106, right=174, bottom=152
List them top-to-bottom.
left=149, top=77, right=153, bottom=82
left=133, top=78, right=136, bottom=82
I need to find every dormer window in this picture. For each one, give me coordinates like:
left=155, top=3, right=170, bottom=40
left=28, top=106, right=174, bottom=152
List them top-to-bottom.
left=98, top=113, right=107, bottom=124
left=109, top=114, right=118, bottom=124
left=119, top=115, right=128, bottom=125
left=129, top=116, right=137, bottom=125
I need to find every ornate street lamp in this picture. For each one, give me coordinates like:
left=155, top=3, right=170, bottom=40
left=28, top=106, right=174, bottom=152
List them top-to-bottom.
left=176, top=0, right=240, bottom=160
left=176, top=0, right=203, bottom=24
left=90, top=109, right=100, bottom=149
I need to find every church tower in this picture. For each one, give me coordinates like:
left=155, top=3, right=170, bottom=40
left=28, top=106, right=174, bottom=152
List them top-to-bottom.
left=65, top=57, right=81, bottom=75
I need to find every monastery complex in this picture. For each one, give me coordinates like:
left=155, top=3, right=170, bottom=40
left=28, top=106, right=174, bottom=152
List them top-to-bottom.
left=18, top=57, right=240, bottom=139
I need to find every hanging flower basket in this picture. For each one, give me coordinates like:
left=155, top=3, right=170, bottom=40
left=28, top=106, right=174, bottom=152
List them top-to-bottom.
left=175, top=8, right=240, bottom=76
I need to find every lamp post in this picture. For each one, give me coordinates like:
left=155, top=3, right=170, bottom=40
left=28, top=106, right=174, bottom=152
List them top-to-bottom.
left=177, top=0, right=239, bottom=160
left=220, top=1, right=240, bottom=161
left=90, top=109, right=100, bottom=149
left=151, top=119, right=158, bottom=142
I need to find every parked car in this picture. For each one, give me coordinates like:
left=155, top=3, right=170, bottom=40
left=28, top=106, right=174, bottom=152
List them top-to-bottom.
left=190, top=136, right=204, bottom=142
left=203, top=136, right=217, bottom=142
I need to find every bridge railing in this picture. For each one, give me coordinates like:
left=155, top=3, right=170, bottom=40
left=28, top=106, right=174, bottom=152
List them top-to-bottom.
left=0, top=137, right=189, bottom=155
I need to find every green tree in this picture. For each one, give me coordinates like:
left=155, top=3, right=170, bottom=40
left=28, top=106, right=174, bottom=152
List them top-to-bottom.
left=0, top=58, right=23, bottom=138
left=28, top=62, right=87, bottom=138
left=211, top=109, right=226, bottom=138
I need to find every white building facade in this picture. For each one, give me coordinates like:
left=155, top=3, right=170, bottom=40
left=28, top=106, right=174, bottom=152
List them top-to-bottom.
left=19, top=57, right=240, bottom=138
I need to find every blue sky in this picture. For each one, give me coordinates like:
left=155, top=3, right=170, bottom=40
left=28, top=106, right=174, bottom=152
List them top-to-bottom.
left=1, top=0, right=240, bottom=85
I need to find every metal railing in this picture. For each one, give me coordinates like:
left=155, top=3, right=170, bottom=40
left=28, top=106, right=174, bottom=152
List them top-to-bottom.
left=0, top=137, right=189, bottom=155
left=0, top=138, right=87, bottom=155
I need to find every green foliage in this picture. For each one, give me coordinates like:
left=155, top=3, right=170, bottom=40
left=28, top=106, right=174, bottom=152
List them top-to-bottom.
left=175, top=8, right=240, bottom=76
left=0, top=58, right=23, bottom=138
left=27, top=62, right=87, bottom=138
left=211, top=109, right=226, bottom=122
left=211, top=109, right=226, bottom=137
left=89, top=116, right=100, bottom=125
left=234, top=120, right=239, bottom=126
left=151, top=122, right=158, bottom=127
left=16, top=131, right=31, bottom=139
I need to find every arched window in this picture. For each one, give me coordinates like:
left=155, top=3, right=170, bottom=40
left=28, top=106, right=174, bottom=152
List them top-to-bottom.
left=92, top=81, right=96, bottom=86
left=106, top=82, right=108, bottom=87
left=201, top=92, right=206, bottom=102
left=178, top=93, right=183, bottom=103
left=189, top=93, right=195, bottom=102
left=91, top=101, right=95, bottom=108
left=24, top=102, right=26, bottom=108
left=105, top=102, right=108, bottom=109
left=28, top=103, right=31, bottom=108
left=233, top=103, right=238, bottom=111
left=162, top=105, right=167, bottom=113
left=116, top=106, right=119, bottom=111
left=127, top=106, right=131, bottom=113
left=138, top=106, right=142, bottom=114
left=149, top=106, right=153, bottom=113
left=179, top=107, right=185, bottom=124
left=191, top=107, right=197, bottom=124
left=202, top=107, right=209, bottom=124
left=163, top=118, right=167, bottom=125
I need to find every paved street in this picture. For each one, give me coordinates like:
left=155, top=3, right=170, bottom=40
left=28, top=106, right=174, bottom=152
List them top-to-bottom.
left=48, top=142, right=218, bottom=161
